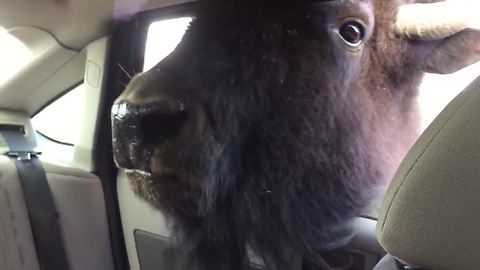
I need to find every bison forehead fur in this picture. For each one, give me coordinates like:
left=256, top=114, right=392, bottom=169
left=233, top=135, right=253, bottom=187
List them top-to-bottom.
left=112, top=0, right=480, bottom=269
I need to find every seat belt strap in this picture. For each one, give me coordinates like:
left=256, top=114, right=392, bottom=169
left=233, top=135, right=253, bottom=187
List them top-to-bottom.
left=1, top=130, right=70, bottom=270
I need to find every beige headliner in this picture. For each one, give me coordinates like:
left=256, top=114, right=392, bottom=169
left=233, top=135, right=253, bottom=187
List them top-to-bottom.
left=0, top=0, right=193, bottom=50
left=0, top=0, right=193, bottom=114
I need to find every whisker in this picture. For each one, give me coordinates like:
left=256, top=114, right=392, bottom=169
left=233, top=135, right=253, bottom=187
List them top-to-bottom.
left=118, top=63, right=133, bottom=79
left=118, top=80, right=127, bottom=88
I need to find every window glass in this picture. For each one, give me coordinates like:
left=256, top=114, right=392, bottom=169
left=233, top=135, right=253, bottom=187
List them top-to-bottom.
left=144, top=17, right=192, bottom=71
left=419, top=62, right=480, bottom=130
left=32, top=83, right=86, bottom=146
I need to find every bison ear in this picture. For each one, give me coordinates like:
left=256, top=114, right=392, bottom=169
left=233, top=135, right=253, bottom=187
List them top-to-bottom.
left=396, top=1, right=480, bottom=74
left=413, top=29, right=480, bottom=74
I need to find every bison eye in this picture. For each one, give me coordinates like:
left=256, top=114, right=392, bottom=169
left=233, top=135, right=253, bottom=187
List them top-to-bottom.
left=339, top=21, right=365, bottom=47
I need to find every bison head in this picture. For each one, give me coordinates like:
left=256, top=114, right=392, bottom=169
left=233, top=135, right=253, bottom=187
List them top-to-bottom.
left=112, top=0, right=480, bottom=269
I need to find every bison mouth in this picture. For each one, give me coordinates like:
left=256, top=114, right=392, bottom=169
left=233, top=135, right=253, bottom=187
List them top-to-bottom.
left=111, top=96, right=210, bottom=219
left=112, top=128, right=193, bottom=204
left=124, top=166, right=202, bottom=220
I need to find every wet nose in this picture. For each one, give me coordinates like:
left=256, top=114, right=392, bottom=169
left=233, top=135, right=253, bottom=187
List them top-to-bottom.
left=112, top=97, right=200, bottom=169
left=113, top=98, right=189, bottom=144
left=139, top=102, right=188, bottom=144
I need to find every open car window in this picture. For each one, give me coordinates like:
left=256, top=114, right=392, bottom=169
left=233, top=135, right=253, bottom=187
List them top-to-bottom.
left=144, top=17, right=192, bottom=71
left=419, top=62, right=480, bottom=130
left=32, top=83, right=86, bottom=164
left=32, top=83, right=86, bottom=146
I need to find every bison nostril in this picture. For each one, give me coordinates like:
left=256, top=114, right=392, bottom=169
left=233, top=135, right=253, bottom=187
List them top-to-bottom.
left=112, top=97, right=202, bottom=170
left=139, top=109, right=189, bottom=144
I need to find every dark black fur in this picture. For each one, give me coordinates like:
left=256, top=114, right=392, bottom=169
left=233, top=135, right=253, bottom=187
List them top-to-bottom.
left=112, top=0, right=480, bottom=269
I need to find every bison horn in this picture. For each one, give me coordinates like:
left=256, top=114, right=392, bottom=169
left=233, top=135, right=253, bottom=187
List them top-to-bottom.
left=396, top=1, right=478, bottom=40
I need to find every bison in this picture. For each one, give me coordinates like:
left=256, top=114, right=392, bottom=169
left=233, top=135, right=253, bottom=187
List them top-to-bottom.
left=111, top=0, right=480, bottom=269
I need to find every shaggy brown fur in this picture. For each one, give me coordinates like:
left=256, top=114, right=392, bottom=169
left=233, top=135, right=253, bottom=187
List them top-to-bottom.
left=112, top=0, right=480, bottom=269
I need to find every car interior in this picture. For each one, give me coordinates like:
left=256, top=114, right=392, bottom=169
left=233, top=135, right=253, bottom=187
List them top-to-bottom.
left=0, top=0, right=479, bottom=270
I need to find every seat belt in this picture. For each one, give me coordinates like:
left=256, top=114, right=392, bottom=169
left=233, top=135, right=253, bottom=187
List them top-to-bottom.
left=0, top=129, right=70, bottom=270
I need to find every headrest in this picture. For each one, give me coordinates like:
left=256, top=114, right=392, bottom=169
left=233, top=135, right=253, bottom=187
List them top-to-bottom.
left=376, top=75, right=480, bottom=270
left=0, top=110, right=37, bottom=153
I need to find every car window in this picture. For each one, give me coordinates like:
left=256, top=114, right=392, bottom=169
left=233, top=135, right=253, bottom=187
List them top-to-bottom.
left=144, top=17, right=192, bottom=71
left=419, top=62, right=480, bottom=130
left=31, top=83, right=86, bottom=164
left=32, top=83, right=86, bottom=146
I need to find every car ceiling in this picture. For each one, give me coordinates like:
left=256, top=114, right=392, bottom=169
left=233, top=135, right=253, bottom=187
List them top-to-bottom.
left=0, top=0, right=192, bottom=114
left=0, top=0, right=192, bottom=50
left=0, top=0, right=113, bottom=50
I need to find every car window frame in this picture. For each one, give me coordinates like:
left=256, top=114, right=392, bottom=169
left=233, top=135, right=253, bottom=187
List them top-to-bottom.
left=93, top=3, right=197, bottom=270
left=136, top=3, right=195, bottom=73
left=31, top=80, right=83, bottom=146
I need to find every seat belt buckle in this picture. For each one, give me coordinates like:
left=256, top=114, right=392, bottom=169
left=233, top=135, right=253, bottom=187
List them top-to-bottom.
left=5, top=151, right=42, bottom=161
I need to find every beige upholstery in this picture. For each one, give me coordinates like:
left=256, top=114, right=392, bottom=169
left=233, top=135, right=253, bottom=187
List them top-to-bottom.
left=0, top=0, right=194, bottom=50
left=0, top=0, right=114, bottom=50
left=376, top=75, right=480, bottom=270
left=0, top=111, right=114, bottom=270
left=0, top=156, right=40, bottom=270
left=0, top=157, right=116, bottom=270
left=43, top=163, right=115, bottom=270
